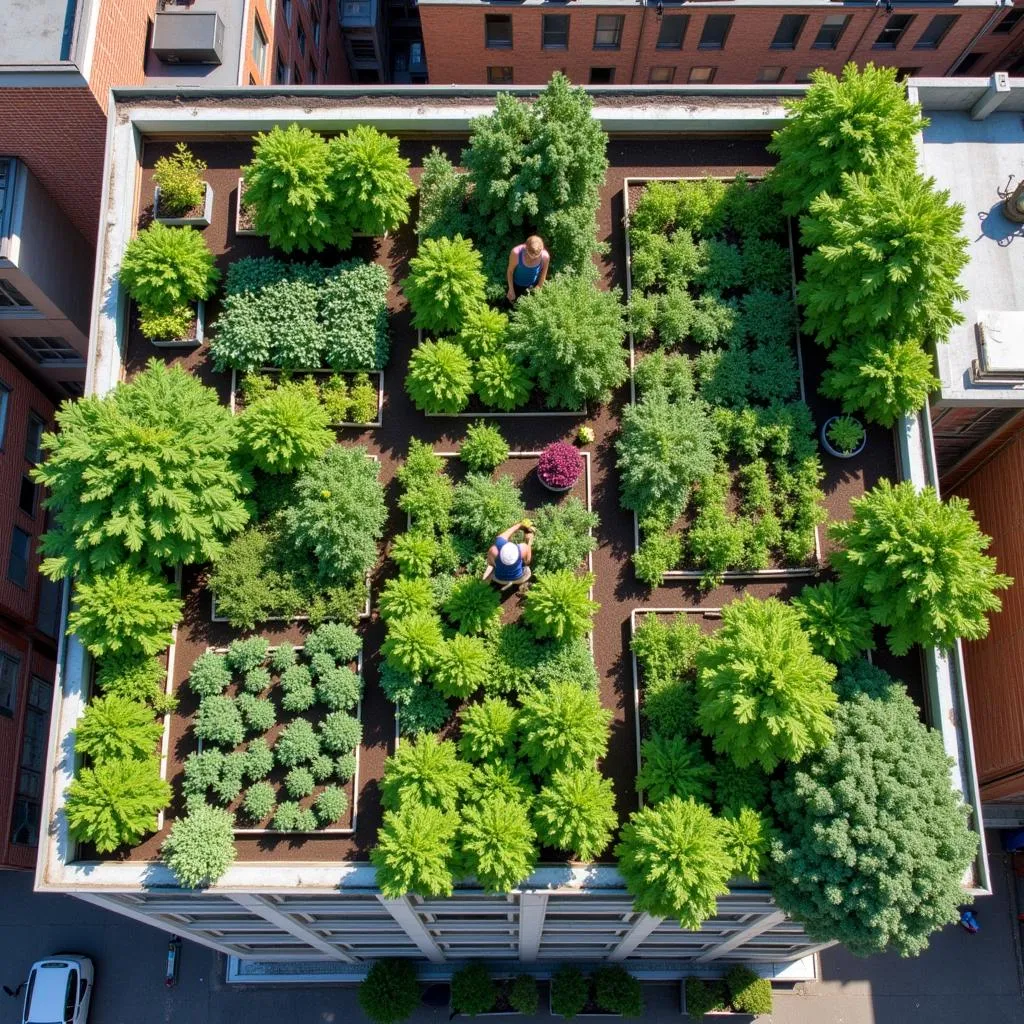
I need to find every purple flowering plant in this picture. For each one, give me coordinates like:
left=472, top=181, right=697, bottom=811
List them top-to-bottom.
left=537, top=442, right=583, bottom=489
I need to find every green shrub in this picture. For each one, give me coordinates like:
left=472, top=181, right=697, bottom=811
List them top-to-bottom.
left=769, top=63, right=925, bottom=216
left=242, top=124, right=335, bottom=252
left=328, top=125, right=414, bottom=237
left=153, top=142, right=207, bottom=214
left=417, top=146, right=469, bottom=239
left=120, top=223, right=219, bottom=315
left=403, top=235, right=487, bottom=334
left=742, top=236, right=792, bottom=292
left=695, top=239, right=743, bottom=292
left=505, top=275, right=627, bottom=409
left=740, top=288, right=797, bottom=347
left=690, top=294, right=739, bottom=348
left=456, top=306, right=508, bottom=358
left=822, top=335, right=939, bottom=427
left=406, top=339, right=474, bottom=415
left=474, top=352, right=532, bottom=411
left=34, top=360, right=248, bottom=580
left=348, top=373, right=381, bottom=422
left=239, top=381, right=333, bottom=474
left=459, top=421, right=510, bottom=472
left=281, top=445, right=386, bottom=588
left=452, top=473, right=526, bottom=547
left=830, top=480, right=1011, bottom=654
left=531, top=498, right=598, bottom=574
left=207, top=527, right=298, bottom=630
left=633, top=529, right=683, bottom=587
left=390, top=531, right=436, bottom=579
left=68, top=565, right=180, bottom=659
left=522, top=570, right=598, bottom=642
left=379, top=576, right=435, bottom=622
left=443, top=577, right=500, bottom=635
left=792, top=581, right=875, bottom=663
left=696, top=596, right=837, bottom=771
left=383, top=611, right=444, bottom=677
left=306, top=622, right=362, bottom=663
left=433, top=634, right=491, bottom=698
left=226, top=636, right=270, bottom=674
left=533, top=637, right=599, bottom=692
left=96, top=653, right=166, bottom=707
left=240, top=665, right=270, bottom=695
left=315, top=666, right=362, bottom=712
left=382, top=666, right=451, bottom=737
left=772, top=678, right=979, bottom=956
left=517, top=681, right=610, bottom=775
left=75, top=694, right=162, bottom=764
left=195, top=695, right=245, bottom=748
left=459, top=697, right=517, bottom=763
left=320, top=712, right=362, bottom=755
left=275, top=719, right=321, bottom=766
left=381, top=733, right=471, bottom=813
left=637, top=734, right=713, bottom=804
left=245, top=737, right=275, bottom=780
left=212, top=752, right=247, bottom=804
left=336, top=752, right=358, bottom=782
left=310, top=753, right=336, bottom=782
left=65, top=756, right=170, bottom=852
left=712, top=759, right=770, bottom=818
left=471, top=762, right=533, bottom=807
left=285, top=766, right=316, bottom=799
left=533, top=767, right=617, bottom=861
left=242, top=781, right=275, bottom=823
left=462, top=783, right=538, bottom=891
left=314, top=785, right=348, bottom=826
left=615, top=797, right=732, bottom=929
left=272, top=801, right=318, bottom=832
left=371, top=801, right=458, bottom=898
left=161, top=803, right=236, bottom=887
left=721, top=807, right=771, bottom=881
left=358, top=959, right=421, bottom=1024
left=451, top=963, right=496, bottom=1016
left=550, top=966, right=588, bottom=1021
left=593, top=966, right=642, bottom=1017
left=725, top=966, right=773, bottom=1016
left=508, top=976, right=539, bottom=1015
left=684, top=978, right=727, bottom=1020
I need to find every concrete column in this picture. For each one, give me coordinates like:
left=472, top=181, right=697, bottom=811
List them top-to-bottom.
left=971, top=73, right=1011, bottom=121
left=518, top=892, right=548, bottom=962
left=229, top=893, right=355, bottom=962
left=377, top=895, right=445, bottom=963
left=694, top=909, right=787, bottom=963
left=608, top=912, right=663, bottom=961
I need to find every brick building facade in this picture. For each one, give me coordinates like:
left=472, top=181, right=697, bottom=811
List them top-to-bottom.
left=418, top=0, right=1022, bottom=86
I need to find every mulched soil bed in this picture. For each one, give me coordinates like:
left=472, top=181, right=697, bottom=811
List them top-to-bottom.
left=102, top=134, right=919, bottom=865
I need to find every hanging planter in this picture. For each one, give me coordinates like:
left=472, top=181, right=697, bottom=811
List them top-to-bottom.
left=820, top=414, right=866, bottom=459
left=537, top=441, right=584, bottom=492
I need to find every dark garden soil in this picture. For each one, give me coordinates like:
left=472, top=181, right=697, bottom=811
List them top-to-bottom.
left=107, top=133, right=920, bottom=865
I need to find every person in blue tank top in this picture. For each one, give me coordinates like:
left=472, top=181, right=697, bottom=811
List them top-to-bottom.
left=506, top=235, right=550, bottom=303
left=482, top=519, right=535, bottom=589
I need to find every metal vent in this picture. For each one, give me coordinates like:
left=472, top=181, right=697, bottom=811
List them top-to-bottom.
left=151, top=11, right=225, bottom=65
left=973, top=310, right=1024, bottom=382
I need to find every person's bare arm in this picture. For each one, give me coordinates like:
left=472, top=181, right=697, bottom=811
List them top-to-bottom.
left=506, top=249, right=518, bottom=302
left=538, top=254, right=550, bottom=288
left=496, top=523, right=524, bottom=543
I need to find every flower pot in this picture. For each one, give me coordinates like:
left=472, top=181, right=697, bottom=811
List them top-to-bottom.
left=153, top=182, right=213, bottom=227
left=148, top=300, right=205, bottom=348
left=820, top=415, right=866, bottom=460
left=537, top=470, right=574, bottom=493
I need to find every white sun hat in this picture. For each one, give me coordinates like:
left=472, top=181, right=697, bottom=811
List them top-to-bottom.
left=499, top=542, right=520, bottom=566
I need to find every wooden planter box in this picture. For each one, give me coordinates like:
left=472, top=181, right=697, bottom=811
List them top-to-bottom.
left=153, top=182, right=213, bottom=227
left=149, top=300, right=205, bottom=348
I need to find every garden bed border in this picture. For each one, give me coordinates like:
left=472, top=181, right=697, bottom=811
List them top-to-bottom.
left=621, top=175, right=821, bottom=582
left=228, top=367, right=385, bottom=429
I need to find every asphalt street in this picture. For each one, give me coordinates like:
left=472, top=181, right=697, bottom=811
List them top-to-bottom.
left=0, top=831, right=1020, bottom=1024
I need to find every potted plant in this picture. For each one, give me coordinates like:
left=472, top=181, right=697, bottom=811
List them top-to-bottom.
left=153, top=143, right=213, bottom=227
left=821, top=414, right=866, bottom=459
left=577, top=425, right=595, bottom=445
left=537, top=441, right=584, bottom=493
left=680, top=968, right=773, bottom=1019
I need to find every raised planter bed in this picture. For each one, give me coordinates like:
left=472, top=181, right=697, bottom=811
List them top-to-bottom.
left=235, top=177, right=263, bottom=236
left=153, top=182, right=213, bottom=227
left=148, top=299, right=205, bottom=349
left=229, top=367, right=385, bottom=428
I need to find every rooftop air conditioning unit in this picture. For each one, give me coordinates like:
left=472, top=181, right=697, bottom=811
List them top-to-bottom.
left=151, top=11, right=225, bottom=65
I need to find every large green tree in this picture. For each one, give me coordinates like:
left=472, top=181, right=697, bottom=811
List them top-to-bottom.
left=33, top=360, right=249, bottom=578
left=830, top=480, right=1011, bottom=655
left=696, top=596, right=837, bottom=771
left=771, top=671, right=979, bottom=957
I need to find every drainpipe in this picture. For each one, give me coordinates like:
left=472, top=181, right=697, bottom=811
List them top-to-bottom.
left=629, top=0, right=651, bottom=85
left=947, top=1, right=1007, bottom=76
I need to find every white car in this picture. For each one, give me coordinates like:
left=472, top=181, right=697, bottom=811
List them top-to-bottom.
left=22, top=956, right=93, bottom=1024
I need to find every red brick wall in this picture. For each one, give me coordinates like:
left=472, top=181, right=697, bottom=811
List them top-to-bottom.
left=272, top=0, right=350, bottom=84
left=960, top=2, right=1024, bottom=75
left=419, top=3, right=995, bottom=85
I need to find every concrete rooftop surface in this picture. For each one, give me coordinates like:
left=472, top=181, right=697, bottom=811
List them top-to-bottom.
left=0, top=0, right=80, bottom=66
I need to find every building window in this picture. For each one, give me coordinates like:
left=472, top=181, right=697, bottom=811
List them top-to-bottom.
left=282, top=0, right=292, bottom=26
left=994, top=8, right=1024, bottom=34
left=312, top=13, right=321, bottom=47
left=485, top=14, right=513, bottom=49
left=543, top=14, right=570, bottom=49
left=771, top=14, right=806, bottom=50
left=874, top=14, right=915, bottom=49
left=915, top=14, right=958, bottom=49
left=594, top=15, right=624, bottom=50
left=657, top=15, right=688, bottom=50
left=698, top=15, right=732, bottom=51
left=813, top=15, right=850, bottom=50
left=252, top=17, right=268, bottom=77
left=298, top=23, right=307, bottom=55
left=350, top=38, right=376, bottom=60
left=276, top=52, right=289, bottom=83
left=487, top=65, right=513, bottom=84
left=689, top=65, right=716, bottom=83
left=589, top=66, right=616, bottom=84
left=649, top=66, right=676, bottom=84
left=756, top=66, right=785, bottom=83
left=795, top=67, right=817, bottom=83
left=0, top=279, right=36, bottom=312
left=12, top=336, right=82, bottom=366
left=0, top=383, right=9, bottom=450
left=25, top=414, right=44, bottom=464
left=19, top=476, right=36, bottom=518
left=7, top=527, right=30, bottom=588
left=37, top=577, right=61, bottom=639
left=0, top=649, right=19, bottom=716
left=10, top=676, right=52, bottom=847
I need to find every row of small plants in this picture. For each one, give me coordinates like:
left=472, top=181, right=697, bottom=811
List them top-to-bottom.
left=620, top=174, right=825, bottom=586
left=403, top=238, right=628, bottom=414
left=31, top=359, right=387, bottom=860
left=239, top=370, right=379, bottom=427
left=368, top=431, right=617, bottom=895
left=684, top=968, right=772, bottom=1019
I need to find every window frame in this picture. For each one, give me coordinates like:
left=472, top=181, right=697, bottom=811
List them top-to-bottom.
left=994, top=8, right=1024, bottom=34
left=485, top=13, right=513, bottom=49
left=542, top=13, right=570, bottom=49
left=873, top=13, right=915, bottom=50
left=914, top=13, right=958, bottom=49
left=593, top=14, right=624, bottom=50
left=656, top=14, right=688, bottom=50
left=698, top=14, right=733, bottom=51
left=771, top=14, right=807, bottom=51
left=812, top=14, right=850, bottom=50
left=251, top=16, right=268, bottom=77
left=487, top=65, right=514, bottom=84
left=688, top=65, right=716, bottom=83
left=589, top=66, right=616, bottom=84
left=649, top=66, right=677, bottom=83
left=756, top=66, right=786, bottom=83
left=0, top=382, right=9, bottom=451
left=24, top=413, right=44, bottom=465
left=18, top=476, right=36, bottom=518
left=6, top=526, right=30, bottom=589
left=0, top=649, right=20, bottom=717
left=10, top=676, right=51, bottom=847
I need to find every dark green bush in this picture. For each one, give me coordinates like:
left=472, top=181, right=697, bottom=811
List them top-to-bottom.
left=358, top=959, right=421, bottom=1024
left=451, top=962, right=496, bottom=1016
left=550, top=966, right=588, bottom=1020
left=593, top=966, right=643, bottom=1017
left=507, top=975, right=538, bottom=1015
left=684, top=978, right=727, bottom=1020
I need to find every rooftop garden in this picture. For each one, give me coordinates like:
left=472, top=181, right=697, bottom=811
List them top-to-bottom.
left=37, top=67, right=1012, bottom=962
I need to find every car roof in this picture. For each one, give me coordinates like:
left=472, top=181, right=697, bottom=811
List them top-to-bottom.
left=27, top=961, right=76, bottom=1024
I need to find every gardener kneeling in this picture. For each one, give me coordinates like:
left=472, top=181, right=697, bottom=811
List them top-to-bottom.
left=483, top=520, right=535, bottom=590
